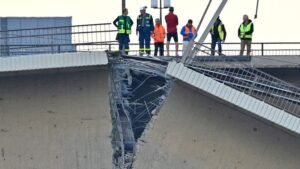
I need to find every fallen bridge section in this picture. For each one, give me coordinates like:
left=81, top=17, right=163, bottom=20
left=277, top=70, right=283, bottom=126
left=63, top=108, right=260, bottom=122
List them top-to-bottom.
left=166, top=62, right=300, bottom=135
left=134, top=81, right=300, bottom=169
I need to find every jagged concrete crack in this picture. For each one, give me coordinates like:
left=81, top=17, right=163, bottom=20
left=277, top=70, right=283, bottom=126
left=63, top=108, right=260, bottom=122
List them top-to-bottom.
left=109, top=57, right=172, bottom=169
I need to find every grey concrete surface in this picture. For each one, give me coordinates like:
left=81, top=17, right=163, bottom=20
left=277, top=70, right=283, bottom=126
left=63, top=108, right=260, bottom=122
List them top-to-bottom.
left=0, top=51, right=108, bottom=73
left=195, top=55, right=300, bottom=68
left=252, top=55, right=300, bottom=68
left=0, top=64, right=298, bottom=169
left=0, top=67, right=112, bottom=169
left=134, top=81, right=300, bottom=169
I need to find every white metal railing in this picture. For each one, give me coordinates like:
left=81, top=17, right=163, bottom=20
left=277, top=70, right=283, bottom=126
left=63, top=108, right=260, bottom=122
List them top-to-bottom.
left=0, top=23, right=117, bottom=56
left=107, top=42, right=300, bottom=57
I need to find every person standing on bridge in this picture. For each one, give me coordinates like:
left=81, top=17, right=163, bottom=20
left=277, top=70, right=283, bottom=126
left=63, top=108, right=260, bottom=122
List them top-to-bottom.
left=136, top=6, right=154, bottom=56
left=165, top=6, right=179, bottom=56
left=113, top=8, right=134, bottom=55
left=238, top=14, right=254, bottom=56
left=210, top=16, right=227, bottom=56
left=151, top=18, right=166, bottom=56
left=180, top=19, right=197, bottom=55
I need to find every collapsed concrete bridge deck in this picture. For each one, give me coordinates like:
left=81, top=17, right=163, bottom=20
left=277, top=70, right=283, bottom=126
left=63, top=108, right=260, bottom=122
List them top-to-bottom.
left=1, top=17, right=300, bottom=168
left=0, top=51, right=299, bottom=169
left=0, top=68, right=299, bottom=169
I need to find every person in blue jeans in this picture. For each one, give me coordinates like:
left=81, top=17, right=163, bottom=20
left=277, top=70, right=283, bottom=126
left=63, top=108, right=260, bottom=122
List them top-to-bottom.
left=136, top=6, right=154, bottom=56
left=113, top=8, right=134, bottom=55
left=210, top=16, right=226, bottom=56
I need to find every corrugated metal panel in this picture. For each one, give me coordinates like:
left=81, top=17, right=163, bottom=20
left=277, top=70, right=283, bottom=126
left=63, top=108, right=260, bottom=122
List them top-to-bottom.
left=0, top=51, right=108, bottom=72
left=167, top=61, right=300, bottom=135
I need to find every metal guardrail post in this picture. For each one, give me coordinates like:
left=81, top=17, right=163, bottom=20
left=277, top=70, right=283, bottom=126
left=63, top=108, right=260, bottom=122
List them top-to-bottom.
left=261, top=43, right=264, bottom=56
left=109, top=44, right=112, bottom=52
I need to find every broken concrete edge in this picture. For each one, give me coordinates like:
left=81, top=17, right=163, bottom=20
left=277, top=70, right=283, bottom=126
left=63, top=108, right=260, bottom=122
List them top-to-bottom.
left=108, top=57, right=174, bottom=169
left=108, top=64, right=127, bottom=168
left=132, top=79, right=173, bottom=164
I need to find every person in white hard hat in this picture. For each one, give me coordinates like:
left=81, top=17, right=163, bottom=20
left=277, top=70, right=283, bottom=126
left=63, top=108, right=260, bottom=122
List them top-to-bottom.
left=136, top=6, right=154, bottom=56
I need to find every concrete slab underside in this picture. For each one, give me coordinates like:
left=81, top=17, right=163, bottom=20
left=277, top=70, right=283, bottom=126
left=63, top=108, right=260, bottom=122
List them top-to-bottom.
left=0, top=68, right=112, bottom=169
left=134, top=82, right=300, bottom=169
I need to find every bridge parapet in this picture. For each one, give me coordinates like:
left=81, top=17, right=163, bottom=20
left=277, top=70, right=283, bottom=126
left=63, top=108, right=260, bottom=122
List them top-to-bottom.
left=0, top=23, right=117, bottom=56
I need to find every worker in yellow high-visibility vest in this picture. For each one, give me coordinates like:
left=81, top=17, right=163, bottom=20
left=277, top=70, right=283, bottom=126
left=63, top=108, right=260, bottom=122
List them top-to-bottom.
left=113, top=8, right=134, bottom=55
left=238, top=15, right=254, bottom=56
left=210, top=16, right=227, bottom=56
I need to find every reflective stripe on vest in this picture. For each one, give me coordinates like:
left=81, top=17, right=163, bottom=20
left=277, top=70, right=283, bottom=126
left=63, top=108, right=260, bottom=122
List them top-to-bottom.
left=138, top=14, right=152, bottom=28
left=118, top=16, right=132, bottom=34
left=240, top=23, right=253, bottom=39
left=211, top=24, right=224, bottom=40
left=183, top=26, right=196, bottom=39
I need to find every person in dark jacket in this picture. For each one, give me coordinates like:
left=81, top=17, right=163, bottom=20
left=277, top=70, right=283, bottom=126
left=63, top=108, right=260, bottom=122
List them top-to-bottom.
left=136, top=6, right=154, bottom=56
left=113, top=8, right=134, bottom=54
left=238, top=15, right=254, bottom=56
left=210, top=16, right=226, bottom=56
